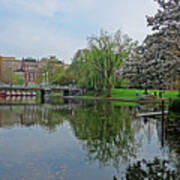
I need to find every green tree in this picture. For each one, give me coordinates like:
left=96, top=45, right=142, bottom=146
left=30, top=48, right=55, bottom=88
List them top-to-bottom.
left=70, top=30, right=137, bottom=96
left=87, top=30, right=137, bottom=96
left=70, top=49, right=93, bottom=88
left=38, top=56, right=63, bottom=85
left=50, top=66, right=75, bottom=85
left=12, top=74, right=24, bottom=85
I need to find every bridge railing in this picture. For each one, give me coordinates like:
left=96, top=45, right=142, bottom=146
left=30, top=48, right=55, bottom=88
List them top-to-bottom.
left=0, top=84, right=77, bottom=90
left=0, top=84, right=40, bottom=89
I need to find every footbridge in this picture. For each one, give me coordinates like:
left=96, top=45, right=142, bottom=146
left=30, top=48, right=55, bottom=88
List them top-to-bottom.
left=0, top=84, right=81, bottom=102
left=0, top=84, right=79, bottom=90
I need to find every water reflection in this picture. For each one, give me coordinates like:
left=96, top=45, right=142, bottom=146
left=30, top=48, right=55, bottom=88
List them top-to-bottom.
left=0, top=96, right=37, bottom=105
left=0, top=100, right=179, bottom=179
left=68, top=102, right=138, bottom=170
left=0, top=104, right=70, bottom=131
left=125, top=158, right=179, bottom=179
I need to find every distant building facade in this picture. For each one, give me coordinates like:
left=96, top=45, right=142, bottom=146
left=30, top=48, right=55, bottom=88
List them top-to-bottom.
left=0, top=55, right=68, bottom=84
left=1, top=56, right=16, bottom=61
left=1, top=56, right=38, bottom=84
left=22, top=58, right=39, bottom=84
left=2, top=59, right=22, bottom=72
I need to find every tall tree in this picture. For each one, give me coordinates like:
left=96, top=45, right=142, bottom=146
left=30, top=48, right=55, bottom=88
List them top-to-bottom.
left=124, top=0, right=180, bottom=90
left=146, top=0, right=180, bottom=88
left=71, top=30, right=137, bottom=97
left=88, top=30, right=137, bottom=96
left=70, top=49, right=94, bottom=88
left=0, top=56, right=2, bottom=81
left=50, top=66, right=74, bottom=85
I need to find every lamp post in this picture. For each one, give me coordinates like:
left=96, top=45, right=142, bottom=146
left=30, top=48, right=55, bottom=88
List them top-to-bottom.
left=46, top=71, right=49, bottom=87
left=72, top=79, right=75, bottom=88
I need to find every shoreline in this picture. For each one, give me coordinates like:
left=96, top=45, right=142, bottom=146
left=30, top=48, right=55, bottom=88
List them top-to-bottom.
left=55, top=96, right=169, bottom=104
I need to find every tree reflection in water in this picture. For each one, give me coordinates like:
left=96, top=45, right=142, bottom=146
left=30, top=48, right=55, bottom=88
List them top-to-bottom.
left=0, top=100, right=180, bottom=179
left=68, top=102, right=138, bottom=169
left=0, top=104, right=67, bottom=132
left=166, top=112, right=180, bottom=177
left=125, top=158, right=179, bottom=180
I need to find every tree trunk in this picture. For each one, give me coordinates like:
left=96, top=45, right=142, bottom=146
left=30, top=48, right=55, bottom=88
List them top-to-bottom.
left=178, top=79, right=180, bottom=97
left=106, top=84, right=111, bottom=97
left=145, top=87, right=148, bottom=95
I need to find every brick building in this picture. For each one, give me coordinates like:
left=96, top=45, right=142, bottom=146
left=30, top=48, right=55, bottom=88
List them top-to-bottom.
left=0, top=56, right=68, bottom=84
left=0, top=56, right=38, bottom=84
left=1, top=56, right=16, bottom=61
left=22, top=57, right=39, bottom=84
left=2, top=59, right=22, bottom=72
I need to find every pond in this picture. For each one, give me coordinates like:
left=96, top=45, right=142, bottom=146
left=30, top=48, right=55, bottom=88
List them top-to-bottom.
left=0, top=98, right=179, bottom=180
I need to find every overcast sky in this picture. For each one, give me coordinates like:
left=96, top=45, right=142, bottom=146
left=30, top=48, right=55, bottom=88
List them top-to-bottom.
left=0, top=0, right=158, bottom=63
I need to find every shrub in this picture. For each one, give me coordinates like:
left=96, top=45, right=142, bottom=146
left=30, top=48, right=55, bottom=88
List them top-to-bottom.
left=169, top=98, right=180, bottom=114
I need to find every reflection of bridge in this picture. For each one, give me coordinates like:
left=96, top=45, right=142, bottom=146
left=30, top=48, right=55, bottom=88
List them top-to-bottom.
left=0, top=84, right=81, bottom=101
left=0, top=103, right=77, bottom=111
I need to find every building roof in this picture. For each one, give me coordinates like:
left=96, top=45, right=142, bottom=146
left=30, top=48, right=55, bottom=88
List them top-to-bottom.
left=2, top=56, right=16, bottom=61
left=23, top=57, right=36, bottom=62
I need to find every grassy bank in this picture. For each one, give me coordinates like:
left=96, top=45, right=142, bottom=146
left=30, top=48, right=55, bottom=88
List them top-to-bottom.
left=78, top=88, right=179, bottom=100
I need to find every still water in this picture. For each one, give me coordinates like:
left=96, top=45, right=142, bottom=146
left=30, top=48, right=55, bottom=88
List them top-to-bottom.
left=0, top=98, right=179, bottom=180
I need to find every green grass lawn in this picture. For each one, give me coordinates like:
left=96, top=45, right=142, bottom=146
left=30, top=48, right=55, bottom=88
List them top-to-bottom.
left=81, top=88, right=179, bottom=100
left=111, top=89, right=179, bottom=100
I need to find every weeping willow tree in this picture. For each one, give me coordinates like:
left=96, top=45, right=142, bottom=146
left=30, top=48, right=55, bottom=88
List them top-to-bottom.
left=71, top=30, right=137, bottom=97
left=87, top=30, right=137, bottom=97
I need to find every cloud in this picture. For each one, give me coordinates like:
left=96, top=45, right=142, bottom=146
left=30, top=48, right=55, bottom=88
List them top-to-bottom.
left=0, top=0, right=158, bottom=62
left=0, top=0, right=96, bottom=17
left=21, top=0, right=62, bottom=17
left=0, top=19, right=86, bottom=63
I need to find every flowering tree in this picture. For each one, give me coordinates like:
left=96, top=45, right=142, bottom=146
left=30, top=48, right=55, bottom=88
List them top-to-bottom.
left=124, top=0, right=180, bottom=90
left=0, top=56, right=2, bottom=81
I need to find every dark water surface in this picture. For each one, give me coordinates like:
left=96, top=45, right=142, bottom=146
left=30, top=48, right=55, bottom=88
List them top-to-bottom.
left=0, top=99, right=179, bottom=180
